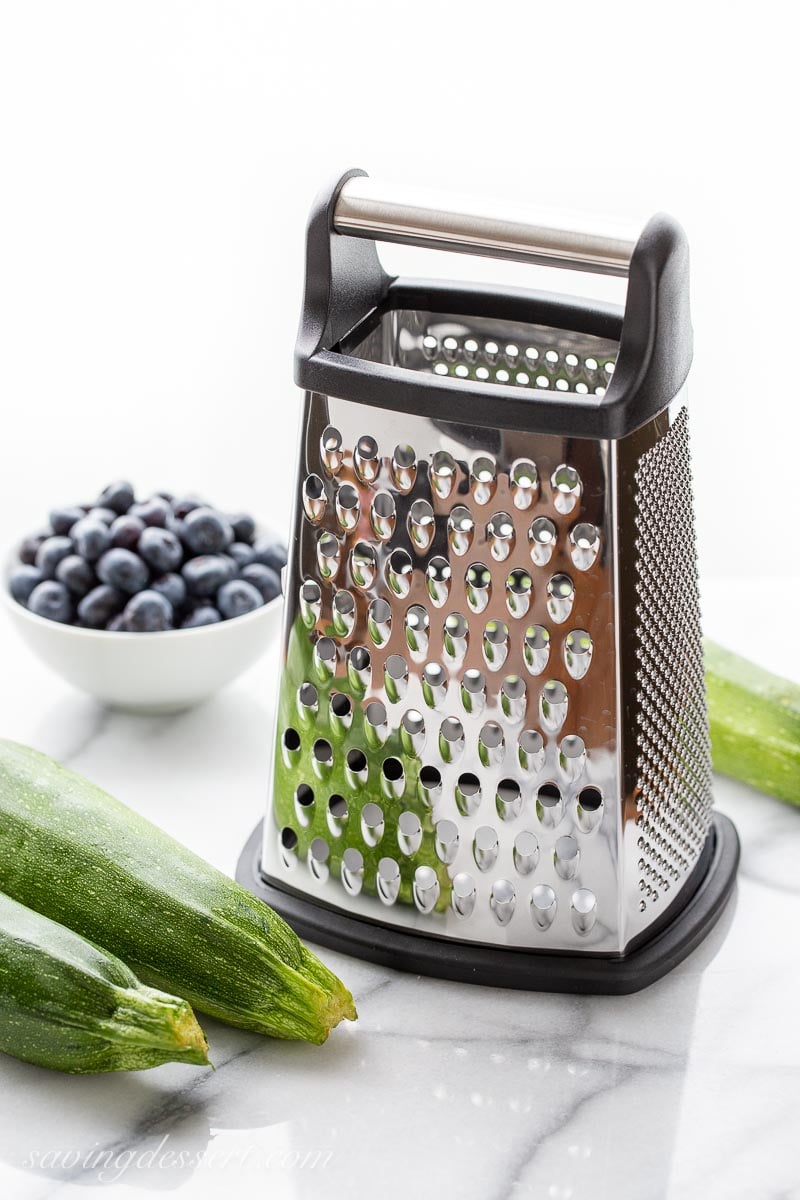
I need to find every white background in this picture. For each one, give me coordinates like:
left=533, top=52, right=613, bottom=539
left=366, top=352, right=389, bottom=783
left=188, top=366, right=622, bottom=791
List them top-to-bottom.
left=0, top=0, right=796, bottom=588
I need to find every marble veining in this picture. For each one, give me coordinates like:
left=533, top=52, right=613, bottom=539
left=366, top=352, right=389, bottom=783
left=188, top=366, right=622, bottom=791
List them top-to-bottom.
left=0, top=585, right=797, bottom=1200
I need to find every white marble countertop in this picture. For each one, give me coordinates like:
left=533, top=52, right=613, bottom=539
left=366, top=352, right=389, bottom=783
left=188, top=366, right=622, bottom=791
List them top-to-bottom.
left=0, top=579, right=797, bottom=1200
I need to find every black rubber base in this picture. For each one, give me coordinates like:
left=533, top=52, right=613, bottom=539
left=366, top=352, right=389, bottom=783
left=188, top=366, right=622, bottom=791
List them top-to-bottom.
left=236, top=813, right=739, bottom=994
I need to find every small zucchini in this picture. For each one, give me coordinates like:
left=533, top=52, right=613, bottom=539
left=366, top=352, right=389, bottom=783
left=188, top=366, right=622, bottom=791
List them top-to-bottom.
left=705, top=639, right=800, bottom=806
left=0, top=740, right=356, bottom=1045
left=0, top=891, right=209, bottom=1073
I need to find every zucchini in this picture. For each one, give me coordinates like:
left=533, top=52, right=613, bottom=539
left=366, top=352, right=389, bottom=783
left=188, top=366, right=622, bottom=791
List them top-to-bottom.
left=705, top=639, right=800, bottom=806
left=0, top=740, right=356, bottom=1044
left=0, top=891, right=209, bottom=1073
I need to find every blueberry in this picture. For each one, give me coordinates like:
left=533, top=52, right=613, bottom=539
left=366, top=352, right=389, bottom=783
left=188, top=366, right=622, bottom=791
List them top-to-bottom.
left=99, top=480, right=135, bottom=514
left=154, top=490, right=174, bottom=504
left=172, top=496, right=205, bottom=519
left=129, top=497, right=170, bottom=527
left=49, top=506, right=85, bottom=535
left=87, top=506, right=118, bottom=525
left=183, top=507, right=233, bottom=555
left=165, top=511, right=190, bottom=543
left=228, top=513, right=256, bottom=544
left=110, top=514, right=145, bottom=550
left=72, top=518, right=112, bottom=563
left=138, top=527, right=183, bottom=573
left=18, top=532, right=48, bottom=565
left=35, top=536, right=74, bottom=579
left=252, top=538, right=288, bottom=573
left=229, top=541, right=257, bottom=568
left=97, top=548, right=149, bottom=594
left=55, top=554, right=96, bottom=597
left=182, top=554, right=235, bottom=597
left=240, top=562, right=281, bottom=603
left=9, top=564, right=43, bottom=605
left=151, top=572, right=187, bottom=611
left=217, top=579, right=264, bottom=619
left=28, top=580, right=73, bottom=623
left=78, top=585, right=125, bottom=628
left=123, top=590, right=173, bottom=632
left=181, top=605, right=222, bottom=628
left=106, top=613, right=128, bottom=632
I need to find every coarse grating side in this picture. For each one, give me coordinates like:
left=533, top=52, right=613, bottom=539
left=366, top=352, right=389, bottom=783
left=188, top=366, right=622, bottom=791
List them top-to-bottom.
left=262, top=387, right=625, bottom=953
left=261, top=388, right=716, bottom=955
left=632, top=406, right=713, bottom=914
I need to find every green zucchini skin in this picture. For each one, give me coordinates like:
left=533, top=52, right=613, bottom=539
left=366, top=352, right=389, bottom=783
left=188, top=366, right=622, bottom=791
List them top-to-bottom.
left=705, top=639, right=800, bottom=806
left=0, top=740, right=355, bottom=1044
left=0, top=891, right=209, bottom=1073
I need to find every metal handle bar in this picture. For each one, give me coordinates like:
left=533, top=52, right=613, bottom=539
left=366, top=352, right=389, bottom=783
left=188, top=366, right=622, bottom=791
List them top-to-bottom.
left=333, top=176, right=639, bottom=278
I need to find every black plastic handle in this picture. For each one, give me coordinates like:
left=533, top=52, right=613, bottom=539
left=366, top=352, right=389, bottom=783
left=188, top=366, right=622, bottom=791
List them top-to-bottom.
left=294, top=168, right=692, bottom=440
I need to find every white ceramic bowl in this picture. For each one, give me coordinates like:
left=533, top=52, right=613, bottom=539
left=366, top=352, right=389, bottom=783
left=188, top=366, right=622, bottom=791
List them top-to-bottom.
left=2, top=560, right=283, bottom=713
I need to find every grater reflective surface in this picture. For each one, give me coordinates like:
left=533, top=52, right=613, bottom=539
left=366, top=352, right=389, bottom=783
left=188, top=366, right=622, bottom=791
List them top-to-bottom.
left=262, top=311, right=712, bottom=956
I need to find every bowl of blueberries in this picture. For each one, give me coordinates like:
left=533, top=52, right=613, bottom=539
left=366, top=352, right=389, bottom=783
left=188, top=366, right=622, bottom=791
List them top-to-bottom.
left=3, top=481, right=286, bottom=712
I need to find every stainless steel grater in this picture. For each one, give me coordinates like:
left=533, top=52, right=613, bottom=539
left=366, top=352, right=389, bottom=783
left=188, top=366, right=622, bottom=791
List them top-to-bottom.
left=237, top=171, right=739, bottom=993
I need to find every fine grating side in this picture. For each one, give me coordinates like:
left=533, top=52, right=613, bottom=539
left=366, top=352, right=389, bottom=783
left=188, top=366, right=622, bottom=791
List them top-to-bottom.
left=633, top=407, right=713, bottom=913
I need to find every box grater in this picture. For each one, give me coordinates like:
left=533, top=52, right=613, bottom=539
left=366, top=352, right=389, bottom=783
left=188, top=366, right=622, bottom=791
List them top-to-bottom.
left=237, top=170, right=739, bottom=993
